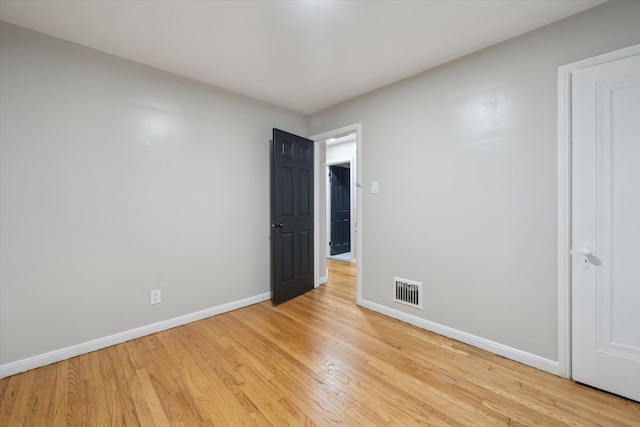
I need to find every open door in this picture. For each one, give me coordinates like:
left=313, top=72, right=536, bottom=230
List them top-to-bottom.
left=271, top=129, right=314, bottom=305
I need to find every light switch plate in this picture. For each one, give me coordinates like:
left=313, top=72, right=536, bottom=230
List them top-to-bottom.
left=371, top=181, right=379, bottom=194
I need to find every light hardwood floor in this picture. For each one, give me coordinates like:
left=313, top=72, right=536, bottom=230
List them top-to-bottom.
left=1, top=260, right=639, bottom=426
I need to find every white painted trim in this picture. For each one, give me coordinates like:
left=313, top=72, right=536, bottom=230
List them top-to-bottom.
left=557, top=43, right=640, bottom=379
left=557, top=61, right=573, bottom=379
left=311, top=123, right=363, bottom=304
left=310, top=124, right=361, bottom=144
left=313, top=137, right=321, bottom=288
left=319, top=273, right=328, bottom=285
left=0, top=292, right=271, bottom=379
left=359, top=298, right=560, bottom=375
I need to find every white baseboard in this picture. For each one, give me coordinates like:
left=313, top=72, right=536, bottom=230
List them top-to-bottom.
left=316, top=267, right=329, bottom=286
left=0, top=292, right=272, bottom=379
left=2, top=293, right=559, bottom=379
left=358, top=298, right=560, bottom=375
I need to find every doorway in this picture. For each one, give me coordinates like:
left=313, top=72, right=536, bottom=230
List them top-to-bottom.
left=310, top=123, right=362, bottom=304
left=328, top=162, right=351, bottom=261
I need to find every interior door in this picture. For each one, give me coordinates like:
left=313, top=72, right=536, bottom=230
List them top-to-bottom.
left=571, top=53, right=640, bottom=402
left=271, top=128, right=314, bottom=305
left=330, top=164, right=351, bottom=256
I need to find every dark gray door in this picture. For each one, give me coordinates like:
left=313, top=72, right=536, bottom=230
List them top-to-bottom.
left=271, top=129, right=314, bottom=305
left=330, top=164, right=351, bottom=256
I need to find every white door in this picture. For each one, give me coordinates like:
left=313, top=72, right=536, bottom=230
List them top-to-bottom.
left=572, top=53, right=640, bottom=402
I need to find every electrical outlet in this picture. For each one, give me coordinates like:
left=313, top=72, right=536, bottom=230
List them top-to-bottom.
left=150, top=289, right=161, bottom=305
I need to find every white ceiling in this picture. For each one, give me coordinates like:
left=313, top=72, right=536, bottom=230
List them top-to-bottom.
left=0, top=0, right=606, bottom=114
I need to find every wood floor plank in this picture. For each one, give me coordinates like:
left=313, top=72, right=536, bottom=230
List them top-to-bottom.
left=1, top=259, right=638, bottom=425
left=283, top=294, right=508, bottom=423
left=248, top=303, right=477, bottom=426
left=240, top=307, right=432, bottom=426
left=218, top=312, right=352, bottom=425
left=235, top=313, right=383, bottom=424
left=201, top=317, right=324, bottom=426
left=188, top=320, right=298, bottom=426
left=172, top=325, right=262, bottom=426
left=159, top=328, right=241, bottom=426
left=134, top=334, right=200, bottom=426
left=117, top=342, right=155, bottom=426
left=98, top=345, right=125, bottom=427
left=104, top=345, right=141, bottom=426
left=87, top=350, right=112, bottom=426
left=66, top=355, right=89, bottom=426
left=51, top=359, right=68, bottom=426
left=26, top=363, right=58, bottom=427
left=22, top=365, right=47, bottom=426
left=136, top=367, right=171, bottom=427
left=1, top=369, right=35, bottom=426
left=9, top=370, right=36, bottom=426
left=0, top=373, right=19, bottom=425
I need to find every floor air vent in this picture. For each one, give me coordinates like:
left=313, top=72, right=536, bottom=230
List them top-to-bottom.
left=393, top=277, right=423, bottom=309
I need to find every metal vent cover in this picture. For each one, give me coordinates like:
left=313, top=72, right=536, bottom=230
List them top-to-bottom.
left=393, top=277, right=423, bottom=309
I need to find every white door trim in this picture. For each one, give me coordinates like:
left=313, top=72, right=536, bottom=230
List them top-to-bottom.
left=557, top=43, right=640, bottom=378
left=311, top=123, right=363, bottom=304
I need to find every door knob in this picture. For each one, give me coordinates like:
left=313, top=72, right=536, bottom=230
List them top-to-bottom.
left=272, top=223, right=284, bottom=228
left=580, top=247, right=592, bottom=257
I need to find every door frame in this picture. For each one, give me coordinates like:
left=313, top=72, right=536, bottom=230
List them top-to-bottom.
left=557, top=43, right=640, bottom=379
left=310, top=123, right=362, bottom=304
left=327, top=159, right=354, bottom=261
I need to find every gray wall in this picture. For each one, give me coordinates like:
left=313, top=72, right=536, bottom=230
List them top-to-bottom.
left=309, top=1, right=640, bottom=361
left=0, top=22, right=308, bottom=365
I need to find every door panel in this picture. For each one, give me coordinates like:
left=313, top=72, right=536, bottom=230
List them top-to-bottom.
left=571, top=54, right=640, bottom=401
left=271, top=129, right=314, bottom=305
left=330, top=165, right=351, bottom=256
left=282, top=167, right=294, bottom=215
left=299, top=169, right=310, bottom=215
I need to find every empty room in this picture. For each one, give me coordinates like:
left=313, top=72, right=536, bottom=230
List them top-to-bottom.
left=1, top=0, right=639, bottom=425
